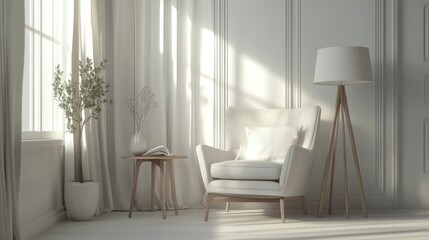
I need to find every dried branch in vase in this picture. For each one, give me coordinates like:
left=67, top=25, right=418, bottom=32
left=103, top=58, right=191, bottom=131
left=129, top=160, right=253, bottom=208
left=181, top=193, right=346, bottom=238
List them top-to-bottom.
left=127, top=86, right=158, bottom=132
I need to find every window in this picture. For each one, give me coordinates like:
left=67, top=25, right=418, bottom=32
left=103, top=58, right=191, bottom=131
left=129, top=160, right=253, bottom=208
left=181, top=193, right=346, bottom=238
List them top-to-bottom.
left=23, top=0, right=70, bottom=138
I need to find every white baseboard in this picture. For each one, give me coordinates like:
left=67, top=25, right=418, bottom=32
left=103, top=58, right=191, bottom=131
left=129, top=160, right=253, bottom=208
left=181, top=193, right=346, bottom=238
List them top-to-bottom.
left=21, top=206, right=66, bottom=240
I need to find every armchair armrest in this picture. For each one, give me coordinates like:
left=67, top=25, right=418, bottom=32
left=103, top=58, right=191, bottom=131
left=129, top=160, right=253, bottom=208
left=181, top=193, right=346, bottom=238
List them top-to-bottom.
left=196, top=144, right=236, bottom=189
left=279, top=145, right=314, bottom=196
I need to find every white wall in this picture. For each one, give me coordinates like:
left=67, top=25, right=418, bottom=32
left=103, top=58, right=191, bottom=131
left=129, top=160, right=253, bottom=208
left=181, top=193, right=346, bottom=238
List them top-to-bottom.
left=218, top=0, right=399, bottom=211
left=227, top=0, right=286, bottom=108
left=399, top=0, right=429, bottom=209
left=16, top=4, right=427, bottom=239
left=19, top=140, right=65, bottom=240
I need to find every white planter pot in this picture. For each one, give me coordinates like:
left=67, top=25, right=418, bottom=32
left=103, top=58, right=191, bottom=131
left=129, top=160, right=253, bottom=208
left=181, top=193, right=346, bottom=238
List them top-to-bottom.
left=130, top=132, right=147, bottom=155
left=65, top=182, right=99, bottom=221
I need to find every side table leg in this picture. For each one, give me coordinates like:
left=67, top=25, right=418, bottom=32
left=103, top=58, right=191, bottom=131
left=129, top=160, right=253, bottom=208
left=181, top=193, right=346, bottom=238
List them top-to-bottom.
left=129, top=160, right=142, bottom=218
left=160, top=160, right=166, bottom=219
left=168, top=160, right=179, bottom=215
left=151, top=162, right=156, bottom=211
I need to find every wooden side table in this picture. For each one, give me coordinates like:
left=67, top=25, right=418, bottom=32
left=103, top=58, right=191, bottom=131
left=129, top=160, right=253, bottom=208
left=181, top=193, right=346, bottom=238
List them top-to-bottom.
left=122, top=155, right=187, bottom=219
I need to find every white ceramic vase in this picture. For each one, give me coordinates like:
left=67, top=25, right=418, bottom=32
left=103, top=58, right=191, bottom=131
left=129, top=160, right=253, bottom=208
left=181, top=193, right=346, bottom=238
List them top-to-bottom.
left=130, top=132, right=147, bottom=155
left=64, top=182, right=99, bottom=221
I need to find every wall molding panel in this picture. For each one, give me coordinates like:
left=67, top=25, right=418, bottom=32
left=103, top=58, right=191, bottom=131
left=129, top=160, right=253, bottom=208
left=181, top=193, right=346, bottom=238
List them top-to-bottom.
left=214, top=0, right=399, bottom=209
left=214, top=0, right=228, bottom=149
left=285, top=0, right=293, bottom=108
left=289, top=0, right=302, bottom=109
left=375, top=0, right=386, bottom=194
left=390, top=0, right=399, bottom=208
left=398, top=0, right=429, bottom=209
left=424, top=5, right=429, bottom=61
left=424, top=74, right=429, bottom=105
left=424, top=119, right=429, bottom=173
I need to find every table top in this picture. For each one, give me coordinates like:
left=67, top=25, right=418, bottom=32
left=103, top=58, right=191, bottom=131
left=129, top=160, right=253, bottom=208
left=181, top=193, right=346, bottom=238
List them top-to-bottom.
left=122, top=155, right=187, bottom=160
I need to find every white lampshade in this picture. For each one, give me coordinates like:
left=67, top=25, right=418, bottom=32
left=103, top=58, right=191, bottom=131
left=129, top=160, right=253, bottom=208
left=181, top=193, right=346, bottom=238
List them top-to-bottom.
left=314, top=46, right=372, bottom=85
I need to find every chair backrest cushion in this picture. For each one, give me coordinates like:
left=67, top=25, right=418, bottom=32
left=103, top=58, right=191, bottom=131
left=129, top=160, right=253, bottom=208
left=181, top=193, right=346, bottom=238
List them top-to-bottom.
left=225, top=106, right=321, bottom=152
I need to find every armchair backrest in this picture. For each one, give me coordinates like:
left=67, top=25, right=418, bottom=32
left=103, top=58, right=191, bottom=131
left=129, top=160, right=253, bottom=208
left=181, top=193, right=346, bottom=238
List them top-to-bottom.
left=225, top=106, right=321, bottom=152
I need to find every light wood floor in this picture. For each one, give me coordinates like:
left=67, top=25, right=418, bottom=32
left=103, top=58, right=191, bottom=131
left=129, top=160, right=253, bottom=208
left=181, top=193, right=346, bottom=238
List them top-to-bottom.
left=33, top=209, right=429, bottom=240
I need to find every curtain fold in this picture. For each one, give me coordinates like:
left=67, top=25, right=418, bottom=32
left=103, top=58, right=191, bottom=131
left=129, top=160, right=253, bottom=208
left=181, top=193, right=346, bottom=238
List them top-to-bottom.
left=0, top=0, right=25, bottom=239
left=66, top=0, right=114, bottom=215
left=88, top=0, right=115, bottom=214
left=111, top=0, right=215, bottom=210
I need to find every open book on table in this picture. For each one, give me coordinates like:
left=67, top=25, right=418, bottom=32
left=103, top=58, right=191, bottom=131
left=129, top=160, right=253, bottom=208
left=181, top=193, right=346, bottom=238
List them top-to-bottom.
left=143, top=145, right=171, bottom=156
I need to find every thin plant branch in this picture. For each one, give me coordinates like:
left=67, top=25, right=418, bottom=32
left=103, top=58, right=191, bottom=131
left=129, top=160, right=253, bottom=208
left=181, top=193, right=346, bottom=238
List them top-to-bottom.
left=127, top=86, right=158, bottom=133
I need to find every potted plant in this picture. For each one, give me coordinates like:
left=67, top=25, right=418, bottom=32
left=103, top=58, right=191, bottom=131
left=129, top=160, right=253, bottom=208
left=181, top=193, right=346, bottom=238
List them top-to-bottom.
left=52, top=57, right=110, bottom=220
left=127, top=86, right=158, bottom=155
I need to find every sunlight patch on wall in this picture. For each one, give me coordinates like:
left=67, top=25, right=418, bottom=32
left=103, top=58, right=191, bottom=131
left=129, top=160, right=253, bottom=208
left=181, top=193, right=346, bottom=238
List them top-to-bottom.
left=159, top=0, right=164, bottom=54
left=200, top=28, right=214, bottom=77
left=200, top=28, right=215, bottom=146
left=229, top=50, right=285, bottom=108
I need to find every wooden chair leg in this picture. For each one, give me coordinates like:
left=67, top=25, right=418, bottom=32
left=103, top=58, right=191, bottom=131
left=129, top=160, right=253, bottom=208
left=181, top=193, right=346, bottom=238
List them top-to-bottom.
left=204, top=193, right=215, bottom=222
left=301, top=196, right=308, bottom=215
left=280, top=198, right=285, bottom=223
left=225, top=202, right=230, bottom=212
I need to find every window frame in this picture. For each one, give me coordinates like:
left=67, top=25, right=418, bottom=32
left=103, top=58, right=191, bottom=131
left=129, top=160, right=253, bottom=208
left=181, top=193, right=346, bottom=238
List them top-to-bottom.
left=23, top=0, right=69, bottom=140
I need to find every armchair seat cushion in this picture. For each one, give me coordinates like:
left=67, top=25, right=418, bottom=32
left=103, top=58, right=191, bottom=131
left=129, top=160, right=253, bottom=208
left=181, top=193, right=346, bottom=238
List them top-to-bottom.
left=210, top=160, right=282, bottom=181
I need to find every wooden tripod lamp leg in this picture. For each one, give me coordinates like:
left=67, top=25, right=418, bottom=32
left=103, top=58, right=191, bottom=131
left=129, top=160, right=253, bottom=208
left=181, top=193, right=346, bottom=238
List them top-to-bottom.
left=318, top=85, right=368, bottom=218
left=317, top=86, right=342, bottom=217
left=340, top=86, right=368, bottom=218
left=341, top=102, right=350, bottom=219
left=328, top=110, right=340, bottom=215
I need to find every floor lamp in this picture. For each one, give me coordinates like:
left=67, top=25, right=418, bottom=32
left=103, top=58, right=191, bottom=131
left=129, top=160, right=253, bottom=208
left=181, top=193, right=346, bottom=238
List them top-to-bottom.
left=314, top=46, right=372, bottom=219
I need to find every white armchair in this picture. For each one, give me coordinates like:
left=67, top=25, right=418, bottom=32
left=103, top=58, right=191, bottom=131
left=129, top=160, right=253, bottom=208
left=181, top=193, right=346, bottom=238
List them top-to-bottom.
left=196, top=106, right=321, bottom=222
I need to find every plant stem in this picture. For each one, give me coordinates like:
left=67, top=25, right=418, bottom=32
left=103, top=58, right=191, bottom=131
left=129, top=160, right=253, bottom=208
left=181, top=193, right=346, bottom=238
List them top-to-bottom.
left=73, top=122, right=84, bottom=183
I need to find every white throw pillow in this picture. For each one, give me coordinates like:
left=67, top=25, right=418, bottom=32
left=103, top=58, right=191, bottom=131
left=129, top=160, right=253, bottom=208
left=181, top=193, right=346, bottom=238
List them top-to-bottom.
left=244, top=126, right=300, bottom=163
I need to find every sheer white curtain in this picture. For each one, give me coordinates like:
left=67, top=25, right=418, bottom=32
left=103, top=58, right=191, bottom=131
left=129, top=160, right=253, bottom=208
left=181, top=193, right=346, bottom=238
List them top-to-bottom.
left=0, top=0, right=25, bottom=239
left=66, top=0, right=114, bottom=214
left=85, top=0, right=115, bottom=215
left=111, top=0, right=215, bottom=210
